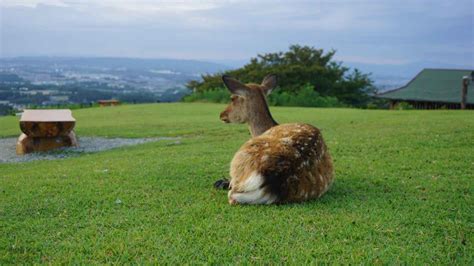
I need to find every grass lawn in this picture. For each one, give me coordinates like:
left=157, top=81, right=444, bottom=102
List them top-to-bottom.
left=0, top=103, right=472, bottom=264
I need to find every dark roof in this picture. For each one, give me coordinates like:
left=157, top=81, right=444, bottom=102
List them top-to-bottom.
left=376, top=69, right=474, bottom=104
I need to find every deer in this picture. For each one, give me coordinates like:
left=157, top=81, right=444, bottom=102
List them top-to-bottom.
left=217, top=75, right=334, bottom=205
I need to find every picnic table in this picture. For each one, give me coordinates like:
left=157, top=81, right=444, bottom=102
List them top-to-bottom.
left=16, top=109, right=78, bottom=155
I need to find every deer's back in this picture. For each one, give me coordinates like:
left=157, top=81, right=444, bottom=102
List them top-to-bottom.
left=230, top=123, right=334, bottom=203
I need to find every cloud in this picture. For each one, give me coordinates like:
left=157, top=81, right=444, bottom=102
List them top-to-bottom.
left=1, top=0, right=473, bottom=66
left=1, top=0, right=66, bottom=8
left=1, top=0, right=220, bottom=13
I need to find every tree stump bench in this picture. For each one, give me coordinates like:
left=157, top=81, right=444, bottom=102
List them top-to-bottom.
left=16, top=109, right=78, bottom=155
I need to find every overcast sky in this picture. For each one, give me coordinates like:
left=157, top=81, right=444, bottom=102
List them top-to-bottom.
left=1, top=0, right=473, bottom=66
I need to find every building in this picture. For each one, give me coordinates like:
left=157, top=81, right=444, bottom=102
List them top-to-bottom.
left=376, top=69, right=474, bottom=109
left=98, top=99, right=121, bottom=107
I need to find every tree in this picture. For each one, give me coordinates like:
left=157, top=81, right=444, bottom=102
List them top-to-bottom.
left=186, top=45, right=376, bottom=107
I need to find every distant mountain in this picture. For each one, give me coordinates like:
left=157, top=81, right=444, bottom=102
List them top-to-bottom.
left=0, top=56, right=231, bottom=74
left=0, top=57, right=232, bottom=107
left=209, top=59, right=248, bottom=69
left=347, top=60, right=473, bottom=78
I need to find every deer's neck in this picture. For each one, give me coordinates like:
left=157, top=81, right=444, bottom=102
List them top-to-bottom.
left=247, top=102, right=278, bottom=137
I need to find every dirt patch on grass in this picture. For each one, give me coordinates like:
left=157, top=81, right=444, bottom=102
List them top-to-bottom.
left=0, top=136, right=179, bottom=163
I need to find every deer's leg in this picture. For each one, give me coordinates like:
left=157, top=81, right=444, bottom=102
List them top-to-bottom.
left=214, top=178, right=230, bottom=190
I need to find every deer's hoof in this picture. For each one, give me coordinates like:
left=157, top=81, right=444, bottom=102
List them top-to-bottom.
left=214, top=179, right=230, bottom=190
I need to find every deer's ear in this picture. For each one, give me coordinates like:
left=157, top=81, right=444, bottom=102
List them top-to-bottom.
left=261, top=74, right=277, bottom=95
left=222, top=75, right=249, bottom=96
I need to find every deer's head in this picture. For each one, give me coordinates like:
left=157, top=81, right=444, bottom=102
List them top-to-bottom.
left=220, top=75, right=277, bottom=124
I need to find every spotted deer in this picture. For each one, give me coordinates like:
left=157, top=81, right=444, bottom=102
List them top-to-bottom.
left=219, top=75, right=334, bottom=205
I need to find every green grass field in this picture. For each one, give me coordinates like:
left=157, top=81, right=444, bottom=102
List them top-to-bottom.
left=0, top=103, right=472, bottom=264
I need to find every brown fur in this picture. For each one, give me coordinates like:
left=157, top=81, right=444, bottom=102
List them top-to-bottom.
left=220, top=75, right=334, bottom=204
left=229, top=123, right=333, bottom=203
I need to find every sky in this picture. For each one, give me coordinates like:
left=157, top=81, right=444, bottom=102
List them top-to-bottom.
left=0, top=0, right=473, bottom=67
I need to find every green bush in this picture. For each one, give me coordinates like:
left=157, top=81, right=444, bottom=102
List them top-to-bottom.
left=184, top=84, right=344, bottom=108
left=268, top=84, right=344, bottom=107
left=182, top=89, right=230, bottom=103
left=365, top=98, right=390, bottom=109
left=395, top=101, right=414, bottom=110
left=365, top=103, right=379, bottom=109
left=0, top=104, right=15, bottom=116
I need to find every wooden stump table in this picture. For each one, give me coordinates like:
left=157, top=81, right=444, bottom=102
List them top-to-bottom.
left=16, top=109, right=78, bottom=155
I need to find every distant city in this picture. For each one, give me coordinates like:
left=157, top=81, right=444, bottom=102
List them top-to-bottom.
left=0, top=57, right=230, bottom=114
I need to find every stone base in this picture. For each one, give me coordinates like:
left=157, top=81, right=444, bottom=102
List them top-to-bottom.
left=16, top=131, right=78, bottom=155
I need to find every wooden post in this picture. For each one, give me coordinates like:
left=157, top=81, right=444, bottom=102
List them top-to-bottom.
left=461, top=77, right=469, bottom=110
left=389, top=101, right=395, bottom=110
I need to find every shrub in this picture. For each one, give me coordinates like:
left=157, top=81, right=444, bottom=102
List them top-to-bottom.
left=184, top=84, right=344, bottom=108
left=268, top=84, right=344, bottom=107
left=182, top=89, right=230, bottom=103
left=365, top=98, right=390, bottom=109
left=395, top=102, right=414, bottom=110
left=365, top=103, right=379, bottom=109
left=0, top=104, right=15, bottom=116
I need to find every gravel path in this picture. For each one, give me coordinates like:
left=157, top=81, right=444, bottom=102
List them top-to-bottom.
left=0, top=136, right=180, bottom=163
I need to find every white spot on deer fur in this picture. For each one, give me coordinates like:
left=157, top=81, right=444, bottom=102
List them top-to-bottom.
left=280, top=137, right=292, bottom=145
left=264, top=143, right=269, bottom=147
left=294, top=152, right=301, bottom=158
left=261, top=155, right=269, bottom=162
left=242, top=171, right=264, bottom=192
left=308, top=172, right=316, bottom=184
left=319, top=174, right=323, bottom=182
left=321, top=182, right=330, bottom=195
left=229, top=188, right=276, bottom=205
left=230, top=189, right=262, bottom=204
left=299, top=190, right=305, bottom=197
left=263, top=194, right=277, bottom=204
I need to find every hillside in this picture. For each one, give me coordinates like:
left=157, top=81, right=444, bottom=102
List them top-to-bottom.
left=0, top=57, right=231, bottom=109
left=0, top=57, right=230, bottom=74
left=0, top=103, right=472, bottom=264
